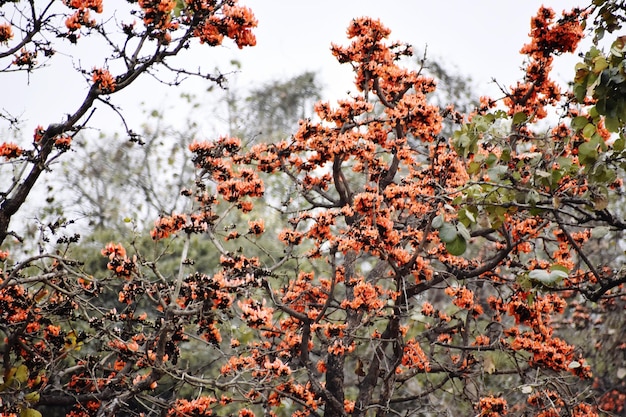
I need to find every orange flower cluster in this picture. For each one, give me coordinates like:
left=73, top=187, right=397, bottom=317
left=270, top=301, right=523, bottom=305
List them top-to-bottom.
left=64, top=0, right=103, bottom=33
left=65, top=0, right=103, bottom=12
left=138, top=0, right=179, bottom=43
left=139, top=0, right=175, bottom=27
left=193, top=2, right=257, bottom=48
left=505, top=7, right=586, bottom=120
left=522, top=7, right=585, bottom=58
left=65, top=9, right=96, bottom=31
left=331, top=18, right=394, bottom=90
left=331, top=18, right=442, bottom=142
left=0, top=22, right=13, bottom=44
left=12, top=48, right=36, bottom=67
left=92, top=68, right=116, bottom=93
left=33, top=125, right=45, bottom=142
left=54, top=135, right=72, bottom=150
left=189, top=138, right=264, bottom=211
left=0, top=142, right=23, bottom=160
left=216, top=168, right=264, bottom=204
left=150, top=213, right=187, bottom=240
left=101, top=242, right=136, bottom=279
left=279, top=272, right=329, bottom=322
left=341, top=279, right=385, bottom=311
left=445, top=286, right=484, bottom=317
left=500, top=292, right=592, bottom=378
left=238, top=299, right=273, bottom=328
left=473, top=334, right=491, bottom=346
left=399, top=338, right=430, bottom=371
left=220, top=354, right=258, bottom=376
left=263, top=357, right=291, bottom=376
left=268, top=382, right=318, bottom=411
left=598, top=389, right=625, bottom=415
left=168, top=396, right=217, bottom=417
left=477, top=396, right=508, bottom=417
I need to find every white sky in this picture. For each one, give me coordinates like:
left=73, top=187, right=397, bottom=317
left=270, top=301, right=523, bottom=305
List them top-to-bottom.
left=2, top=0, right=587, bottom=139
left=235, top=0, right=585, bottom=101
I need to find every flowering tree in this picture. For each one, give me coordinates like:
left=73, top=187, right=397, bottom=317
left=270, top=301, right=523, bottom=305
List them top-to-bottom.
left=0, top=0, right=257, bottom=246
left=0, top=0, right=257, bottom=415
left=1, top=2, right=626, bottom=417
left=150, top=6, right=624, bottom=416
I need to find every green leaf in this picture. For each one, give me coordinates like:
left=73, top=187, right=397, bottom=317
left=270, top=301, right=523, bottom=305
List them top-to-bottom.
left=174, top=0, right=185, bottom=16
left=593, top=56, right=609, bottom=73
left=573, top=84, right=587, bottom=102
left=512, top=111, right=528, bottom=125
left=571, top=116, right=589, bottom=131
left=605, top=116, right=620, bottom=132
left=582, top=123, right=597, bottom=138
left=578, top=141, right=598, bottom=164
left=500, top=148, right=511, bottom=162
left=485, top=153, right=498, bottom=167
left=556, top=156, right=573, bottom=170
left=467, top=161, right=481, bottom=175
left=487, top=165, right=508, bottom=181
left=550, top=168, right=564, bottom=187
left=525, top=189, right=540, bottom=205
left=431, top=214, right=444, bottom=229
left=456, top=222, right=471, bottom=242
left=439, top=223, right=458, bottom=243
left=445, top=236, right=467, bottom=256
left=550, top=264, right=570, bottom=274
left=528, top=269, right=567, bottom=285
left=528, top=269, right=550, bottom=283
left=549, top=270, right=569, bottom=280
left=15, top=364, right=28, bottom=383
left=24, top=391, right=40, bottom=404
left=20, top=408, right=42, bottom=417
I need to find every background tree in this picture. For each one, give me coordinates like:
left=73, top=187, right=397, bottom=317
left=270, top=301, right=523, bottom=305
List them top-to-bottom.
left=151, top=8, right=621, bottom=417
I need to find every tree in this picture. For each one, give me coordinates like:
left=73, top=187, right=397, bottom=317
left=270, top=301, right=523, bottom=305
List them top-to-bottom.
left=0, top=0, right=257, bottom=246
left=0, top=0, right=258, bottom=415
left=1, top=2, right=626, bottom=417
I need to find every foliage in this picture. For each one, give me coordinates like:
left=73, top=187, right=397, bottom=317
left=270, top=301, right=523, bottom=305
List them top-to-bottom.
left=1, top=2, right=626, bottom=417
left=245, top=71, right=322, bottom=140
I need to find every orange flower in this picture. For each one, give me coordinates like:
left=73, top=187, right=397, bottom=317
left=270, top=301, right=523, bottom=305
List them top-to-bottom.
left=0, top=23, right=13, bottom=44
left=12, top=48, right=36, bottom=67
left=92, top=68, right=116, bottom=93
left=54, top=135, right=72, bottom=149
left=0, top=142, right=23, bottom=160
left=150, top=213, right=187, bottom=240
left=247, top=219, right=265, bottom=235
left=101, top=242, right=126, bottom=259
left=420, top=302, right=434, bottom=316
left=168, top=396, right=217, bottom=417
left=478, top=396, right=508, bottom=417
left=344, top=400, right=355, bottom=413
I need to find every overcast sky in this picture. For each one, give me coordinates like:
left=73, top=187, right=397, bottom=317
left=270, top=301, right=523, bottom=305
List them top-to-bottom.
left=2, top=1, right=587, bottom=138
left=234, top=1, right=586, bottom=99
